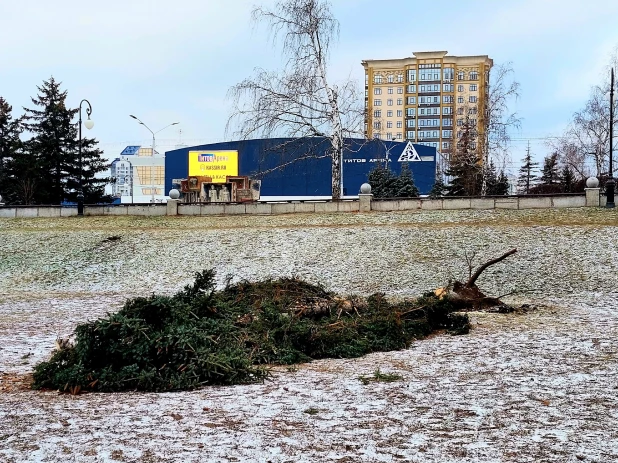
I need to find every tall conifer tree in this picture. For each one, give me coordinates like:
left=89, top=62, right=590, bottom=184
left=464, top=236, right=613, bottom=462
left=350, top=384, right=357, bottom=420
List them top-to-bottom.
left=23, top=77, right=109, bottom=204
left=0, top=97, right=24, bottom=202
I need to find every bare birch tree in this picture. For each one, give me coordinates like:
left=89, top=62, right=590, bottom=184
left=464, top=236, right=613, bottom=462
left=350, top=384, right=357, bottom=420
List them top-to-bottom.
left=226, top=0, right=364, bottom=200
left=552, top=47, right=617, bottom=179
left=481, top=63, right=521, bottom=195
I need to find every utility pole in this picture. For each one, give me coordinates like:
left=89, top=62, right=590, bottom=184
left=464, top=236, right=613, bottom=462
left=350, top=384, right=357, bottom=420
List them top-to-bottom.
left=607, top=68, right=615, bottom=208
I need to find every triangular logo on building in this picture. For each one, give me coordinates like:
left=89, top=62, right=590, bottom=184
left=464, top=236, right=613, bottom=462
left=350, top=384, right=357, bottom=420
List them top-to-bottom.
left=398, top=141, right=421, bottom=162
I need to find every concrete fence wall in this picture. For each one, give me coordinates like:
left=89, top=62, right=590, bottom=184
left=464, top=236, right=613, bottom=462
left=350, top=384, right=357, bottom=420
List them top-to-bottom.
left=0, top=191, right=603, bottom=219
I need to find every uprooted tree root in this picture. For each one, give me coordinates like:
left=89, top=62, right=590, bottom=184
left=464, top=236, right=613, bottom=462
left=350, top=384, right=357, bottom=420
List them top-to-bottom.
left=438, top=249, right=519, bottom=311
left=32, top=270, right=470, bottom=393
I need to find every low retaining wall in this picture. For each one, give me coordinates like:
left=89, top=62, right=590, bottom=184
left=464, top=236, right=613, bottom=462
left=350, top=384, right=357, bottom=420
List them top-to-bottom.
left=0, top=193, right=598, bottom=218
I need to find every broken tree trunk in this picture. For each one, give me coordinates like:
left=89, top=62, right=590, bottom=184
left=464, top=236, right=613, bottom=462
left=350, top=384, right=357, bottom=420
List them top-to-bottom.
left=446, top=249, right=518, bottom=311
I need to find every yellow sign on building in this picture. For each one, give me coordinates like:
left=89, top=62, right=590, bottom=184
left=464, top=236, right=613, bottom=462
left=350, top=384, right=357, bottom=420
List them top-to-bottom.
left=188, top=150, right=238, bottom=183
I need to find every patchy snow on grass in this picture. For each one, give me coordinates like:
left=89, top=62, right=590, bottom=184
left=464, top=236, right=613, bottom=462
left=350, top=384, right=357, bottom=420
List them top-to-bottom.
left=1, top=208, right=617, bottom=462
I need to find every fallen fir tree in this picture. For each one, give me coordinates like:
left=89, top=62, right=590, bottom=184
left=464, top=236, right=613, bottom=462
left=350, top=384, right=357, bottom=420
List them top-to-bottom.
left=32, top=269, right=471, bottom=393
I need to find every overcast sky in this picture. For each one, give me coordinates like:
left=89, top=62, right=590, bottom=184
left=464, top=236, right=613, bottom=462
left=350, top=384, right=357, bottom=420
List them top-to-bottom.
left=1, top=0, right=617, bottom=173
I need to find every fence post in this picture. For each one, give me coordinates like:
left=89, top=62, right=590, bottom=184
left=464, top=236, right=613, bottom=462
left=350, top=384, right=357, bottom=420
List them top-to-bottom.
left=359, top=194, right=373, bottom=212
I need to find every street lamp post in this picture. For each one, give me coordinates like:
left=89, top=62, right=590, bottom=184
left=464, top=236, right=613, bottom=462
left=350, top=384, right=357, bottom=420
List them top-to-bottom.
left=607, top=68, right=615, bottom=209
left=78, top=100, right=94, bottom=216
left=129, top=116, right=179, bottom=203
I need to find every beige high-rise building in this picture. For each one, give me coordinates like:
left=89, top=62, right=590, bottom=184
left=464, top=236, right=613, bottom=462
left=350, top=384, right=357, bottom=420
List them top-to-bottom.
left=362, top=51, right=493, bottom=163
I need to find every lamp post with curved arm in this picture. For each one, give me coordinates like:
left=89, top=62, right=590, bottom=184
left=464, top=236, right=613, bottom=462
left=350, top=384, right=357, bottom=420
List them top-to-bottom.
left=78, top=99, right=94, bottom=216
left=129, top=115, right=179, bottom=203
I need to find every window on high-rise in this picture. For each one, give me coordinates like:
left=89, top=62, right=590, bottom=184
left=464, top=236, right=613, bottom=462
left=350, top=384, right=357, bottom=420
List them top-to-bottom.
left=443, top=68, right=454, bottom=80
left=407, top=69, right=416, bottom=82
left=470, top=71, right=479, bottom=80
left=365, top=74, right=369, bottom=85
left=387, top=74, right=394, bottom=83
left=397, top=74, right=404, bottom=83
left=374, top=75, right=382, bottom=84
left=443, top=83, right=453, bottom=92
left=407, top=84, right=416, bottom=93
left=458, top=84, right=464, bottom=92
left=470, top=84, right=477, bottom=91
left=388, top=87, right=394, bottom=94
left=397, top=87, right=403, bottom=94
left=374, top=88, right=382, bottom=95
left=443, top=95, right=454, bottom=103
left=458, top=96, right=464, bottom=104
left=469, top=96, right=478, bottom=103
left=408, top=97, right=417, bottom=104
left=433, top=97, right=439, bottom=103
left=397, top=98, right=403, bottom=105
left=374, top=99, right=382, bottom=106
left=387, top=99, right=393, bottom=106
left=443, top=107, right=453, bottom=115
left=457, top=107, right=464, bottom=115
left=469, top=107, right=478, bottom=115
left=406, top=108, right=415, bottom=116
left=420, top=108, right=425, bottom=115
left=433, top=108, right=439, bottom=115
left=374, top=110, right=381, bottom=118
left=387, top=110, right=393, bottom=117
left=397, top=110, right=403, bottom=117
left=443, top=118, right=453, bottom=126
left=457, top=118, right=464, bottom=126
left=406, top=119, right=416, bottom=128
left=373, top=121, right=381, bottom=129
left=387, top=121, right=393, bottom=128
left=397, top=121, right=402, bottom=128
left=406, top=130, right=416, bottom=139
left=442, top=130, right=453, bottom=138
left=387, top=132, right=393, bottom=139
left=396, top=132, right=402, bottom=139
left=442, top=141, right=451, bottom=150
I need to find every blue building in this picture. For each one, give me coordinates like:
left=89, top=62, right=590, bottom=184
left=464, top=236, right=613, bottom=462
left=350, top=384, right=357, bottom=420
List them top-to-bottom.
left=164, top=138, right=437, bottom=199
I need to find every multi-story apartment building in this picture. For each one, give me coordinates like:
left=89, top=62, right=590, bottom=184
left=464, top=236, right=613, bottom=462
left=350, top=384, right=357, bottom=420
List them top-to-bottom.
left=362, top=51, right=493, bottom=164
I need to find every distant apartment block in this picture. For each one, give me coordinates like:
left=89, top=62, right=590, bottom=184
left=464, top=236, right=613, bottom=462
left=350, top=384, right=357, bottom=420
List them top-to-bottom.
left=362, top=51, right=493, bottom=161
left=110, top=146, right=166, bottom=203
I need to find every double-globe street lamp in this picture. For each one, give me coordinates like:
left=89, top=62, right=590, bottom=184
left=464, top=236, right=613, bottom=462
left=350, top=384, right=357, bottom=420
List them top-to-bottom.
left=77, top=100, right=94, bottom=216
left=129, top=115, right=179, bottom=203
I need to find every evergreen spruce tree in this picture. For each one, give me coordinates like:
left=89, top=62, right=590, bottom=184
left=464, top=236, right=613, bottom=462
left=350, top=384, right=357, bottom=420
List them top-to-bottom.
left=23, top=77, right=109, bottom=204
left=23, top=77, right=78, bottom=204
left=0, top=97, right=24, bottom=202
left=445, top=117, right=482, bottom=196
left=517, top=142, right=538, bottom=194
left=539, top=152, right=560, bottom=190
left=484, top=160, right=498, bottom=195
left=392, top=162, right=419, bottom=197
left=367, top=163, right=396, bottom=198
left=561, top=165, right=575, bottom=193
left=492, top=170, right=510, bottom=195
left=428, top=172, right=446, bottom=198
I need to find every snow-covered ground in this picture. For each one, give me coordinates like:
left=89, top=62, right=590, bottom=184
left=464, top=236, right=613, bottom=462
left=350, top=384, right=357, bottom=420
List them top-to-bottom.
left=1, top=208, right=617, bottom=462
